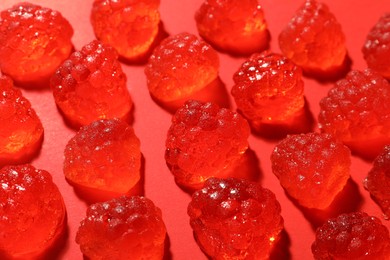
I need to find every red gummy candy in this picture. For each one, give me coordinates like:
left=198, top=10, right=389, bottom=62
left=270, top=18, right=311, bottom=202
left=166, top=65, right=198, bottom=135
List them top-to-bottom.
left=91, top=0, right=160, bottom=61
left=195, top=0, right=268, bottom=55
left=278, top=0, right=346, bottom=75
left=0, top=2, right=73, bottom=84
left=362, top=13, right=390, bottom=79
left=145, top=33, right=219, bottom=102
left=51, top=40, right=132, bottom=127
left=318, top=69, right=390, bottom=159
left=0, top=73, right=43, bottom=166
left=165, top=100, right=250, bottom=190
left=64, top=119, right=141, bottom=196
left=271, top=132, right=351, bottom=209
left=0, top=164, right=66, bottom=259
left=188, top=177, right=284, bottom=259
left=76, top=195, right=167, bottom=260
left=312, top=212, right=390, bottom=259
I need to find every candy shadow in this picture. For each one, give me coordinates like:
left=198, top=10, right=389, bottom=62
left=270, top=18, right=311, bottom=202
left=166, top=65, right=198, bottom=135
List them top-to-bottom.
left=270, top=229, right=292, bottom=260
left=163, top=234, right=173, bottom=260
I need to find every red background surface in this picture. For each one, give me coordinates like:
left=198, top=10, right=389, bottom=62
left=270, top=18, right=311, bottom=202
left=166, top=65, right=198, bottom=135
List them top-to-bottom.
left=1, top=0, right=390, bottom=259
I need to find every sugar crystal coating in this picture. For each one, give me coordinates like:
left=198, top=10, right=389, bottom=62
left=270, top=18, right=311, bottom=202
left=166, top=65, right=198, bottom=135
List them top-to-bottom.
left=91, top=0, right=160, bottom=61
left=195, top=0, right=268, bottom=55
left=278, top=0, right=346, bottom=74
left=0, top=2, right=73, bottom=83
left=145, top=33, right=219, bottom=102
left=50, top=40, right=132, bottom=127
left=318, top=69, right=390, bottom=159
left=165, top=100, right=250, bottom=190
left=64, top=119, right=141, bottom=195
left=271, top=132, right=351, bottom=209
left=0, top=164, right=66, bottom=259
left=188, top=177, right=284, bottom=259
left=76, top=195, right=166, bottom=260
left=312, top=212, right=390, bottom=259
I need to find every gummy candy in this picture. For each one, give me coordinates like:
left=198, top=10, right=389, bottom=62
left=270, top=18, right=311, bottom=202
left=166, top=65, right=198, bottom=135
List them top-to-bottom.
left=91, top=0, right=160, bottom=62
left=195, top=0, right=269, bottom=55
left=0, top=2, right=73, bottom=84
left=145, top=33, right=219, bottom=102
left=50, top=40, right=132, bottom=127
left=165, top=100, right=250, bottom=190
left=64, top=119, right=141, bottom=196
left=271, top=132, right=351, bottom=209
left=0, top=164, right=66, bottom=259
left=188, top=177, right=284, bottom=259
left=76, top=195, right=166, bottom=260
left=312, top=212, right=390, bottom=259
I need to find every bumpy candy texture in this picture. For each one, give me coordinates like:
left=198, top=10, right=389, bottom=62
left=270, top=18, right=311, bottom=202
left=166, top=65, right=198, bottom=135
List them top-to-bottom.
left=91, top=0, right=160, bottom=61
left=195, top=0, right=268, bottom=55
left=278, top=0, right=346, bottom=74
left=0, top=2, right=73, bottom=84
left=362, top=13, right=390, bottom=79
left=145, top=33, right=219, bottom=102
left=50, top=40, right=132, bottom=127
left=231, top=51, right=304, bottom=126
left=318, top=69, right=390, bottom=159
left=0, top=73, right=43, bottom=165
left=165, top=100, right=250, bottom=190
left=64, top=119, right=141, bottom=195
left=271, top=132, right=351, bottom=209
left=365, top=145, right=390, bottom=219
left=0, top=164, right=66, bottom=259
left=188, top=177, right=284, bottom=260
left=76, top=195, right=166, bottom=260
left=312, top=212, right=390, bottom=259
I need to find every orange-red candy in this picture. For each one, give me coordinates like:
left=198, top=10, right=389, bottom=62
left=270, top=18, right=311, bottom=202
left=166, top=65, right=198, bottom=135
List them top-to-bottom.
left=91, top=0, right=160, bottom=61
left=0, top=2, right=73, bottom=84
left=0, top=164, right=66, bottom=259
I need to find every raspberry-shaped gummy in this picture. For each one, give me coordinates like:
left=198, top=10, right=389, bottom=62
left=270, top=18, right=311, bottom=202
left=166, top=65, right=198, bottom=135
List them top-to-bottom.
left=91, top=0, right=160, bottom=61
left=195, top=0, right=268, bottom=55
left=278, top=0, right=346, bottom=75
left=0, top=3, right=73, bottom=84
left=362, top=13, right=390, bottom=79
left=145, top=33, right=219, bottom=102
left=50, top=40, right=132, bottom=127
left=231, top=51, right=304, bottom=127
left=318, top=69, right=390, bottom=159
left=0, top=73, right=43, bottom=166
left=165, top=100, right=250, bottom=190
left=64, top=119, right=141, bottom=196
left=271, top=132, right=351, bottom=209
left=364, top=145, right=390, bottom=219
left=0, top=164, right=66, bottom=259
left=188, top=177, right=284, bottom=259
left=76, top=195, right=166, bottom=260
left=312, top=212, right=390, bottom=259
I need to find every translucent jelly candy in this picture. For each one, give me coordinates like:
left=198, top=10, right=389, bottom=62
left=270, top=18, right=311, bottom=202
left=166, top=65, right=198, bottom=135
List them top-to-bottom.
left=91, top=0, right=160, bottom=62
left=195, top=0, right=268, bottom=55
left=278, top=0, right=347, bottom=75
left=0, top=2, right=73, bottom=84
left=362, top=13, right=390, bottom=79
left=145, top=33, right=219, bottom=102
left=51, top=40, right=132, bottom=127
left=231, top=51, right=304, bottom=127
left=318, top=69, right=390, bottom=159
left=0, top=73, right=43, bottom=166
left=165, top=100, right=250, bottom=190
left=64, top=119, right=141, bottom=196
left=271, top=132, right=351, bottom=209
left=364, top=145, right=390, bottom=219
left=0, top=164, right=66, bottom=259
left=188, top=177, right=284, bottom=259
left=76, top=195, right=166, bottom=260
left=312, top=212, right=390, bottom=259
